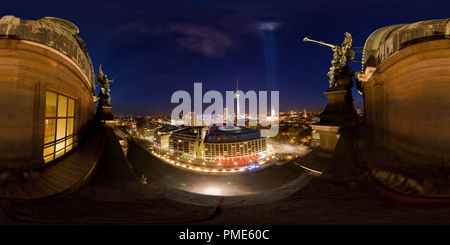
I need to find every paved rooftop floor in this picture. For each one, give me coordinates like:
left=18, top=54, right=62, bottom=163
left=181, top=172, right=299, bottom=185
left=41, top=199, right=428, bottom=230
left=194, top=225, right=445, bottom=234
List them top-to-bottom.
left=0, top=130, right=104, bottom=199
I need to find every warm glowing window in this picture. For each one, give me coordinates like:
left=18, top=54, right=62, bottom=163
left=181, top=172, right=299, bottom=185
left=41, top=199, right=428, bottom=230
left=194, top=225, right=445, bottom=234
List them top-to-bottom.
left=43, top=91, right=77, bottom=163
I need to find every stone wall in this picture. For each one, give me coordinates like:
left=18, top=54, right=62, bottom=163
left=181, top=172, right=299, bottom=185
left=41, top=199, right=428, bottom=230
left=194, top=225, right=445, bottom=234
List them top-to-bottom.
left=0, top=39, right=94, bottom=170
left=360, top=39, right=450, bottom=169
left=380, top=39, right=450, bottom=167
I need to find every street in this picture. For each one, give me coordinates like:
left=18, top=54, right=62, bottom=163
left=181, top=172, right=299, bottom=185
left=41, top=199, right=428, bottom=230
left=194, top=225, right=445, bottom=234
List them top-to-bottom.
left=267, top=138, right=311, bottom=157
left=126, top=139, right=308, bottom=196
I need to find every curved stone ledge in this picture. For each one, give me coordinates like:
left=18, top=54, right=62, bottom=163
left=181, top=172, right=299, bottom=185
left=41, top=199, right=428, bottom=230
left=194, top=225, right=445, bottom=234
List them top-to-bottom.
left=0, top=15, right=95, bottom=88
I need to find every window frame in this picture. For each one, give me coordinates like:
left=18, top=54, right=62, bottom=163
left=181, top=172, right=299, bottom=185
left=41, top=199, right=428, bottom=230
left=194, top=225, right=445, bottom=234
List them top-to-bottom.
left=43, top=90, right=78, bottom=163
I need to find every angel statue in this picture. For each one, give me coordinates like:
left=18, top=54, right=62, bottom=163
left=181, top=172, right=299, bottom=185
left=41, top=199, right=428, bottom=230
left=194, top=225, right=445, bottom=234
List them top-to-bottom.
left=304, top=32, right=357, bottom=88
left=327, top=32, right=355, bottom=87
left=95, top=65, right=114, bottom=106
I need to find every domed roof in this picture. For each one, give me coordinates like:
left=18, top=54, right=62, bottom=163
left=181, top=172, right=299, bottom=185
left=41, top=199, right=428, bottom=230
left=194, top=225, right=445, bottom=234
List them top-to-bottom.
left=0, top=15, right=94, bottom=88
left=361, top=18, right=450, bottom=71
left=361, top=24, right=406, bottom=70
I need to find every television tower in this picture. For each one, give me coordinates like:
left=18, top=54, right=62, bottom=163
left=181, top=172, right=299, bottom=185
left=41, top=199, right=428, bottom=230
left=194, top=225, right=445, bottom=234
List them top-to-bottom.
left=236, top=78, right=240, bottom=120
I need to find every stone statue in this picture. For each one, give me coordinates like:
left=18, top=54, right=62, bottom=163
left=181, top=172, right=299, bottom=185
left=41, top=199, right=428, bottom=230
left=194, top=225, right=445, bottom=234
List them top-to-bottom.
left=304, top=32, right=357, bottom=88
left=304, top=33, right=358, bottom=125
left=95, top=64, right=114, bottom=106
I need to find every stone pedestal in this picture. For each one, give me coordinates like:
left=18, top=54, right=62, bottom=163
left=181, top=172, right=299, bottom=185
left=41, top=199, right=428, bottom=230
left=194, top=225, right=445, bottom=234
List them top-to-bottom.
left=311, top=80, right=357, bottom=159
left=319, top=87, right=357, bottom=124
left=95, top=97, right=114, bottom=120
left=94, top=98, right=117, bottom=128
left=100, top=105, right=118, bottom=127
left=101, top=105, right=114, bottom=121
left=310, top=124, right=341, bottom=159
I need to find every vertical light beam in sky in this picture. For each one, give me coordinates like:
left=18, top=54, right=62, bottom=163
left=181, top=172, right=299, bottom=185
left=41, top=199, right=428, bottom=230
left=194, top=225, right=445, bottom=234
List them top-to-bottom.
left=257, top=22, right=281, bottom=93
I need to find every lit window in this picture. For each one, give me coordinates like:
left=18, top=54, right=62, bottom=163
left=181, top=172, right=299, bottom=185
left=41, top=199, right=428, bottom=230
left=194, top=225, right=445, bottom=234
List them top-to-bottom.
left=43, top=91, right=77, bottom=163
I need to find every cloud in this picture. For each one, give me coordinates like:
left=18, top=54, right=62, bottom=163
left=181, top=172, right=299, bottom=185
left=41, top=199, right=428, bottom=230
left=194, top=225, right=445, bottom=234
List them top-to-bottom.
left=111, top=22, right=233, bottom=58
left=167, top=23, right=233, bottom=58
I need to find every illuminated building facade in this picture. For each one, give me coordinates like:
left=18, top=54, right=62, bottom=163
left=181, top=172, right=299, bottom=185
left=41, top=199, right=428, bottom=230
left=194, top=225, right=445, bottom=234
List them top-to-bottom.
left=0, top=16, right=95, bottom=170
left=154, top=125, right=179, bottom=152
left=167, top=125, right=267, bottom=168
left=203, top=125, right=267, bottom=167
left=169, top=127, right=205, bottom=159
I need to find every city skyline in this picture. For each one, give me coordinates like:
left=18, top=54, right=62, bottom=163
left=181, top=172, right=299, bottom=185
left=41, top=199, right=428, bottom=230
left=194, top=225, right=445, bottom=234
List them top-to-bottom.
left=5, top=0, right=450, bottom=115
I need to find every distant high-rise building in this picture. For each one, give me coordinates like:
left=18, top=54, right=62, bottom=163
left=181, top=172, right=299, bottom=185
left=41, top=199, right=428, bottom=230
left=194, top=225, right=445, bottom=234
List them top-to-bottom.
left=236, top=78, right=240, bottom=120
left=224, top=107, right=228, bottom=122
left=302, top=107, right=308, bottom=118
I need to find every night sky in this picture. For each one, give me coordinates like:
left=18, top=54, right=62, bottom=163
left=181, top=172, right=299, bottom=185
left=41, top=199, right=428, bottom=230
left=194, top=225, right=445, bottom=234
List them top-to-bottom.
left=5, top=0, right=450, bottom=115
